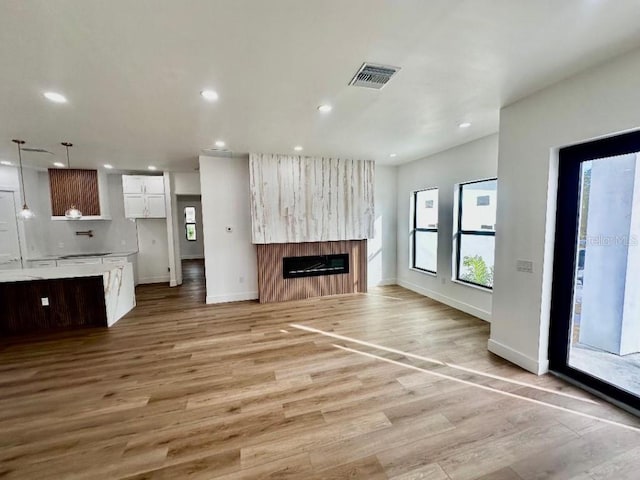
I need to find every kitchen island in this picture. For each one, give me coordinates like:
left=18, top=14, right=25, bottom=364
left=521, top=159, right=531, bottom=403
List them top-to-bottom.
left=0, top=262, right=135, bottom=335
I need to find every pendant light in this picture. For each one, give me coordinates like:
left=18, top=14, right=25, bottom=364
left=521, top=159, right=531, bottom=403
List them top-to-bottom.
left=12, top=139, right=35, bottom=221
left=61, top=142, right=82, bottom=220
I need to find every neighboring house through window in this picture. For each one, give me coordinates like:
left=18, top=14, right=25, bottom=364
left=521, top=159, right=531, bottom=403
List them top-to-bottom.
left=455, top=179, right=497, bottom=288
left=412, top=188, right=438, bottom=273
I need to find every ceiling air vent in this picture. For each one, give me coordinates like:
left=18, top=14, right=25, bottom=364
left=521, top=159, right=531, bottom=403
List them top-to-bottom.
left=349, top=62, right=400, bottom=90
left=22, top=147, right=53, bottom=154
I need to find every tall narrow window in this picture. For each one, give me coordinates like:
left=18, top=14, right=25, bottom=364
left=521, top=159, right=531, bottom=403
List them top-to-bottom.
left=456, top=179, right=497, bottom=288
left=412, top=188, right=438, bottom=273
left=184, top=206, right=196, bottom=241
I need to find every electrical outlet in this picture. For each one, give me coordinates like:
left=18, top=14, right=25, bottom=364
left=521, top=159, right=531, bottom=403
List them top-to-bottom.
left=58, top=242, right=64, bottom=249
left=239, top=276, right=244, bottom=284
left=441, top=277, right=446, bottom=285
left=41, top=297, right=49, bottom=307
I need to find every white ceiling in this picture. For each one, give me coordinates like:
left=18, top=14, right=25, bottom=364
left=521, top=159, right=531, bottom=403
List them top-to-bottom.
left=2, top=0, right=640, bottom=171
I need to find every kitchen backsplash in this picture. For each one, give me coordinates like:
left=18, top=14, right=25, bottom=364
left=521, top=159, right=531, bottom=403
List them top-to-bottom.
left=22, top=170, right=139, bottom=257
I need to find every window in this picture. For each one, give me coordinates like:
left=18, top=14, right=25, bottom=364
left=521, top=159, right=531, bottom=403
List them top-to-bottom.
left=455, top=179, right=497, bottom=289
left=411, top=188, right=438, bottom=273
left=184, top=206, right=197, bottom=241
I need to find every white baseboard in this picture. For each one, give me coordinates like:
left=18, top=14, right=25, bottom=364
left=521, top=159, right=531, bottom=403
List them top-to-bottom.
left=181, top=255, right=205, bottom=260
left=138, top=274, right=170, bottom=285
left=368, top=278, right=397, bottom=287
left=398, top=279, right=491, bottom=322
left=206, top=291, right=259, bottom=304
left=488, top=338, right=548, bottom=375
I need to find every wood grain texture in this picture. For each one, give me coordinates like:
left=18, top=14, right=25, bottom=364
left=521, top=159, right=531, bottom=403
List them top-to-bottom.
left=249, top=154, right=375, bottom=243
left=48, top=168, right=100, bottom=216
left=256, top=240, right=367, bottom=303
left=0, top=260, right=639, bottom=479
left=0, top=276, right=107, bottom=334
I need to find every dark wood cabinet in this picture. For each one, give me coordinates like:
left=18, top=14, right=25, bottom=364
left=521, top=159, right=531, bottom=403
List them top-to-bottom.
left=0, top=277, right=107, bottom=334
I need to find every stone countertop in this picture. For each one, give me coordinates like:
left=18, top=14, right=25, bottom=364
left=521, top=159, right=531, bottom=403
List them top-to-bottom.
left=25, top=251, right=138, bottom=261
left=0, top=263, right=130, bottom=283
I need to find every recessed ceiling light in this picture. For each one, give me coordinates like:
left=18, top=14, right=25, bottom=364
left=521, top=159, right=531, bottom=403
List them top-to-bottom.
left=200, top=90, right=219, bottom=101
left=43, top=92, right=67, bottom=103
left=317, top=104, right=332, bottom=113
left=458, top=122, right=472, bottom=128
left=215, top=140, right=225, bottom=148
left=294, top=146, right=303, bottom=152
left=389, top=153, right=397, bottom=158
left=0, top=160, right=11, bottom=166
left=53, top=162, right=65, bottom=168
left=104, top=164, right=113, bottom=169
left=148, top=165, right=157, bottom=171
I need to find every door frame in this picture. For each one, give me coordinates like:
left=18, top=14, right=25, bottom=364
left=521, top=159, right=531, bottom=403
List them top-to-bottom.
left=549, top=129, right=640, bottom=411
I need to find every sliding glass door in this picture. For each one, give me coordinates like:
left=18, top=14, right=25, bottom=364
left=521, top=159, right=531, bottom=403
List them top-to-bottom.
left=550, top=130, right=640, bottom=410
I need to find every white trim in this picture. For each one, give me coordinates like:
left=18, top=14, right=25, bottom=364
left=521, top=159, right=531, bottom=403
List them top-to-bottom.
left=409, top=267, right=437, bottom=277
left=138, top=274, right=170, bottom=284
left=369, top=278, right=397, bottom=287
left=398, top=278, right=492, bottom=322
left=450, top=278, right=493, bottom=293
left=206, top=291, right=259, bottom=304
left=488, top=338, right=549, bottom=375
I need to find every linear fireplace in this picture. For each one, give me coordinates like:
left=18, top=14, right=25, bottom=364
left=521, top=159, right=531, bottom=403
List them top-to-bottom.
left=256, top=240, right=367, bottom=303
left=283, top=254, right=349, bottom=279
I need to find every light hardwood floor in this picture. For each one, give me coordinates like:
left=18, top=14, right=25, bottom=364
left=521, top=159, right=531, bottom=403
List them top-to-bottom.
left=1, top=264, right=640, bottom=479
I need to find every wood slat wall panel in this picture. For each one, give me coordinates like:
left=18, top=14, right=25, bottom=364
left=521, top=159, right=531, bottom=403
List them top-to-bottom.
left=49, top=169, right=101, bottom=216
left=256, top=240, right=367, bottom=303
left=0, top=277, right=107, bottom=334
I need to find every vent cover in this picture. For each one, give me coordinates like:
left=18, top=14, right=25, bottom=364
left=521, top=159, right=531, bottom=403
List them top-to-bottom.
left=349, top=62, right=400, bottom=89
left=22, top=147, right=53, bottom=154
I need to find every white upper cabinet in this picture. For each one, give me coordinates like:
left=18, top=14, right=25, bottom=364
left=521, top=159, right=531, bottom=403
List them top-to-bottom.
left=122, top=175, right=166, bottom=219
left=122, top=175, right=146, bottom=194
left=144, top=176, right=165, bottom=194
left=123, top=194, right=146, bottom=218
left=145, top=194, right=166, bottom=218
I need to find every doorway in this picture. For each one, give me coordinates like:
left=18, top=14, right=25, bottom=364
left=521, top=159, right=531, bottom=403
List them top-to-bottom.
left=550, top=130, right=640, bottom=411
left=0, top=190, right=22, bottom=270
left=176, top=195, right=204, bottom=284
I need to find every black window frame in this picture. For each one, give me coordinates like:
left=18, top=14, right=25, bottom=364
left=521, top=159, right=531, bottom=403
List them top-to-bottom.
left=455, top=178, right=497, bottom=289
left=411, top=187, right=438, bottom=274
left=184, top=206, right=197, bottom=242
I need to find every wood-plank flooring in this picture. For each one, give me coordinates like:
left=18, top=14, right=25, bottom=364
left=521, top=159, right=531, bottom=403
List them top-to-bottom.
left=1, top=264, right=640, bottom=479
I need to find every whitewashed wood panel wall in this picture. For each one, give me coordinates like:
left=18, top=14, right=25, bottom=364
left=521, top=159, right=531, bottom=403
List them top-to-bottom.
left=249, top=154, right=375, bottom=244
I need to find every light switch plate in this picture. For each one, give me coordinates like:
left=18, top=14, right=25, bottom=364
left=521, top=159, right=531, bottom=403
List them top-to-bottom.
left=516, top=260, right=534, bottom=273
left=41, top=297, right=49, bottom=306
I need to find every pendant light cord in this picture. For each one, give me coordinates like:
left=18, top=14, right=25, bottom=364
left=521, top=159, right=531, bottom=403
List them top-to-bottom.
left=12, top=140, right=27, bottom=206
left=62, top=142, right=73, bottom=168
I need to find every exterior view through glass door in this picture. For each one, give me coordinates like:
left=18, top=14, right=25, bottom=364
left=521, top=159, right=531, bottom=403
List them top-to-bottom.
left=550, top=130, right=640, bottom=411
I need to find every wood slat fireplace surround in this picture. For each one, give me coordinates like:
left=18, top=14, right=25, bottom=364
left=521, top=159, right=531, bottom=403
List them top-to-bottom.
left=256, top=240, right=367, bottom=303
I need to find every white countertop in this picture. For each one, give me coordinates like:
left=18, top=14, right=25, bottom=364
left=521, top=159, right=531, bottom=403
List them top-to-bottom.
left=25, top=251, right=138, bottom=261
left=0, top=262, right=129, bottom=283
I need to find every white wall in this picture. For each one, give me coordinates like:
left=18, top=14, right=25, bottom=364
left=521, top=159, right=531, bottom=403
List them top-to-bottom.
left=491, top=47, right=640, bottom=374
left=396, top=134, right=498, bottom=321
left=200, top=155, right=258, bottom=303
left=368, top=165, right=397, bottom=286
left=19, top=171, right=138, bottom=257
left=174, top=172, right=201, bottom=195
left=177, top=195, right=204, bottom=259
left=136, top=218, right=170, bottom=284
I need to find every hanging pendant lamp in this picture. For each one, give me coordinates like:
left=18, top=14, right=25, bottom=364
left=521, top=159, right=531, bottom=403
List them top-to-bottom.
left=12, top=139, right=35, bottom=221
left=61, top=142, right=82, bottom=220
